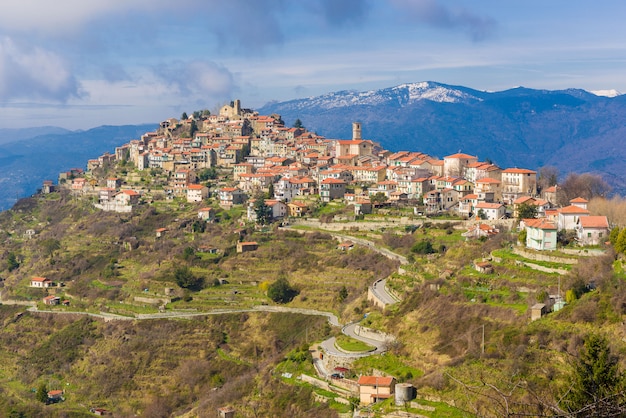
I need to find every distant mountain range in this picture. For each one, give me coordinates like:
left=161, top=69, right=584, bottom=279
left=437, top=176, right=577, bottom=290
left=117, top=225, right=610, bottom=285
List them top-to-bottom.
left=259, top=81, right=626, bottom=195
left=0, top=124, right=156, bottom=210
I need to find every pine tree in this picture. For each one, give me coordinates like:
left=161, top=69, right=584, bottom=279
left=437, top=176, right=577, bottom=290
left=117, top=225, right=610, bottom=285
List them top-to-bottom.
left=615, top=228, right=626, bottom=255
left=562, top=334, right=626, bottom=415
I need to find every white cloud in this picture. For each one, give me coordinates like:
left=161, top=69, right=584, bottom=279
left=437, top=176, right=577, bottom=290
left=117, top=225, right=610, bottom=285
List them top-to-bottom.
left=0, top=37, right=82, bottom=101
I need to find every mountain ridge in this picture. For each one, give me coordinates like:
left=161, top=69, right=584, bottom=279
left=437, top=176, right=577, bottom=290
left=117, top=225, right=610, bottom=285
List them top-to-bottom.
left=259, top=81, right=626, bottom=194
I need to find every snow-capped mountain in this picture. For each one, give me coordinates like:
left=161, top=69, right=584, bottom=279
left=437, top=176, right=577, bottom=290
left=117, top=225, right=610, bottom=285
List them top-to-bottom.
left=259, top=82, right=626, bottom=195
left=265, top=82, right=484, bottom=112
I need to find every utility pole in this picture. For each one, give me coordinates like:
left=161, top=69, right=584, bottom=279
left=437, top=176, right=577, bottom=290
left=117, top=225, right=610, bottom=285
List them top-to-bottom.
left=481, top=324, right=485, bottom=355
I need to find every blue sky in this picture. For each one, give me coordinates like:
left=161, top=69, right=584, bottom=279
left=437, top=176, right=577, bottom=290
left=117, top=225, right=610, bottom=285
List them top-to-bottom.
left=1, top=0, right=626, bottom=129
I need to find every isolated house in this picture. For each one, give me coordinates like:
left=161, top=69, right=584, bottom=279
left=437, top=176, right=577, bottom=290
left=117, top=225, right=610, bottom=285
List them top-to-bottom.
left=237, top=241, right=258, bottom=253
left=31, top=277, right=52, bottom=288
left=43, top=295, right=61, bottom=305
left=357, top=376, right=396, bottom=405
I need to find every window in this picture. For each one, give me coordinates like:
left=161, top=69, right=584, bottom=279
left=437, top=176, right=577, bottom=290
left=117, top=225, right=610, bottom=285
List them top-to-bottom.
left=588, top=232, right=591, bottom=238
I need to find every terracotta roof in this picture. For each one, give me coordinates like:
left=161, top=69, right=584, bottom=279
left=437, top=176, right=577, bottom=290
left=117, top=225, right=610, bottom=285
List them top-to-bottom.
left=444, top=153, right=476, bottom=159
left=502, top=168, right=536, bottom=174
left=321, top=178, right=346, bottom=184
left=570, top=197, right=589, bottom=203
left=475, top=202, right=503, bottom=209
left=559, top=205, right=590, bottom=214
left=579, top=216, right=609, bottom=229
left=523, top=218, right=557, bottom=230
left=32, top=277, right=50, bottom=282
left=357, top=376, right=394, bottom=386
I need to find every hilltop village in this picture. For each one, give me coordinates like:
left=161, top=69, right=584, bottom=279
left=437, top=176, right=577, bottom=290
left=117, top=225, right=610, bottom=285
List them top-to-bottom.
left=48, top=99, right=608, bottom=249
left=6, top=100, right=625, bottom=417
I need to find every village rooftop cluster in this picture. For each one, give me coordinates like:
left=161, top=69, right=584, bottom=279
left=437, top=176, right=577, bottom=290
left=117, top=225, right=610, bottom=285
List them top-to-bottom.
left=46, top=99, right=609, bottom=251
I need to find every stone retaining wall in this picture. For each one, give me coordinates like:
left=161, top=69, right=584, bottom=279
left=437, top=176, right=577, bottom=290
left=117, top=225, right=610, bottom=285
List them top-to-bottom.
left=512, top=247, right=579, bottom=265
left=353, top=325, right=394, bottom=343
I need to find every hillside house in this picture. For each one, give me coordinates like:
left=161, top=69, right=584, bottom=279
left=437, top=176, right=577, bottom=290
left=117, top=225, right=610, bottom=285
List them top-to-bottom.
left=443, top=153, right=478, bottom=177
left=501, top=168, right=537, bottom=204
left=320, top=178, right=346, bottom=202
left=42, top=180, right=56, bottom=194
left=186, top=184, right=209, bottom=203
left=219, top=187, right=246, bottom=208
left=569, top=197, right=589, bottom=210
left=287, top=201, right=309, bottom=217
left=475, top=202, right=505, bottom=220
left=557, top=205, right=590, bottom=231
left=197, top=207, right=215, bottom=221
left=576, top=216, right=609, bottom=246
left=521, top=218, right=557, bottom=251
left=462, top=223, right=499, bottom=240
left=236, top=241, right=258, bottom=253
left=338, top=241, right=355, bottom=251
left=474, top=260, right=494, bottom=274
left=31, top=277, right=52, bottom=288
left=43, top=295, right=61, bottom=305
left=357, top=376, right=396, bottom=405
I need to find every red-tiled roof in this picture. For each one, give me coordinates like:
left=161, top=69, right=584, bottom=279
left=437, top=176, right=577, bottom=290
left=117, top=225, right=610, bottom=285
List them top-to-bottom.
left=579, top=216, right=609, bottom=229
left=523, top=218, right=557, bottom=230
left=357, top=376, right=394, bottom=386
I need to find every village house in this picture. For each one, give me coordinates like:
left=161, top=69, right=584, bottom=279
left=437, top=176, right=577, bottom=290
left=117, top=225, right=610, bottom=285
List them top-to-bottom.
left=443, top=153, right=478, bottom=177
left=501, top=168, right=537, bottom=204
left=320, top=178, right=347, bottom=202
left=186, top=184, right=209, bottom=203
left=219, top=187, right=247, bottom=208
left=287, top=201, right=309, bottom=217
left=475, top=202, right=505, bottom=220
left=557, top=204, right=590, bottom=231
left=197, top=207, right=215, bottom=221
left=576, top=216, right=609, bottom=246
left=521, top=218, right=558, bottom=251
left=462, top=223, right=499, bottom=240
left=357, top=376, right=396, bottom=405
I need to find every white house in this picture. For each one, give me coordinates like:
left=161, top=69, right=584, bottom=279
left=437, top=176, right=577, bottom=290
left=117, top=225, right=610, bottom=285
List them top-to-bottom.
left=186, top=184, right=209, bottom=203
left=475, top=202, right=505, bottom=220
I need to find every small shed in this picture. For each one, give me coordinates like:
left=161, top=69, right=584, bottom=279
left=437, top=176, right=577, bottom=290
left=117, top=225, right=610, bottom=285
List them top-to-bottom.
left=155, top=228, right=167, bottom=238
left=237, top=241, right=258, bottom=253
left=338, top=241, right=355, bottom=251
left=474, top=261, right=494, bottom=274
left=43, top=296, right=61, bottom=305
left=531, top=303, right=547, bottom=321
left=217, top=406, right=235, bottom=418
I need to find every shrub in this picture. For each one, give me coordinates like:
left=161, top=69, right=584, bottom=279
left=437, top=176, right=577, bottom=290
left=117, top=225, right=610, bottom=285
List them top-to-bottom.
left=411, top=240, right=435, bottom=254
left=267, top=277, right=299, bottom=303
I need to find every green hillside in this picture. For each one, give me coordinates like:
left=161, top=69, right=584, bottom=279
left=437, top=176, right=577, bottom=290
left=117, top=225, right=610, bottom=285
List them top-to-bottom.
left=1, top=160, right=626, bottom=417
